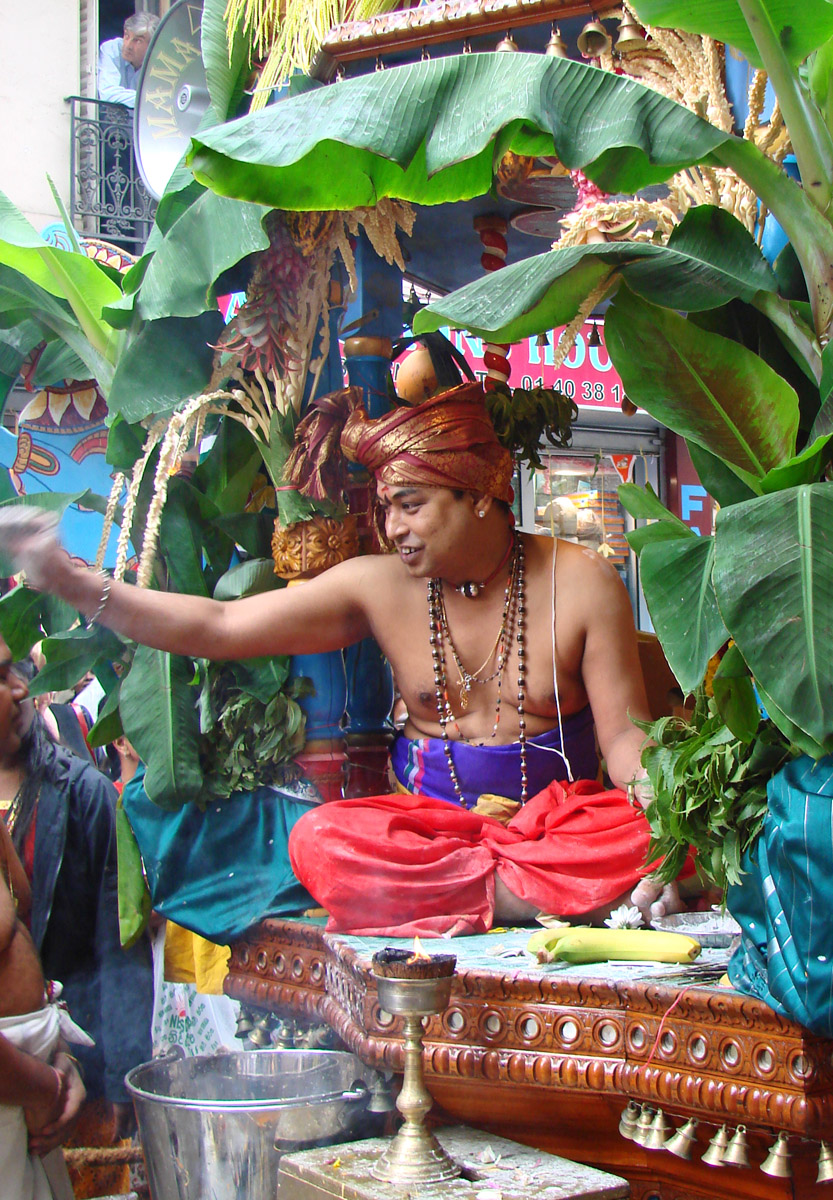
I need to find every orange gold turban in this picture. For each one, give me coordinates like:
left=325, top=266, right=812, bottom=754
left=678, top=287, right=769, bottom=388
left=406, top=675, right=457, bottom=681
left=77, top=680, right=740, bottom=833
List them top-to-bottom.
left=341, top=382, right=514, bottom=503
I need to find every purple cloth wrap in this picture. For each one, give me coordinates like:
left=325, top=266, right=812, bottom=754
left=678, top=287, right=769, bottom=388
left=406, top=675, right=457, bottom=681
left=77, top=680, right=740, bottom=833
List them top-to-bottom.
left=390, top=706, right=599, bottom=809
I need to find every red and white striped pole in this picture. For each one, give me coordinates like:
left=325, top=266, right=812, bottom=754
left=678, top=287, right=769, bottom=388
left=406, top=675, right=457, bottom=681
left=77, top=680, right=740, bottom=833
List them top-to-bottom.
left=473, top=214, right=510, bottom=390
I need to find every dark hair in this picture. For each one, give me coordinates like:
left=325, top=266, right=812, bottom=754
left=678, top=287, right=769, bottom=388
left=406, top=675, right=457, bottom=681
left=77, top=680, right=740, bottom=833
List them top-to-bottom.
left=9, top=715, right=55, bottom=858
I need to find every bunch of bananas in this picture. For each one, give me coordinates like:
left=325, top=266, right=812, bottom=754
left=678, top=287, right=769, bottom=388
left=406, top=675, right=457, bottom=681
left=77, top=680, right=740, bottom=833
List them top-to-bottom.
left=485, top=382, right=579, bottom=469
left=525, top=925, right=701, bottom=965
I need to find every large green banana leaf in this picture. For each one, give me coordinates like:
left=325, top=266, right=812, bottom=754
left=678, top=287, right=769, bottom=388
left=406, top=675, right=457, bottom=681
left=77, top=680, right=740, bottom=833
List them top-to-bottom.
left=632, top=0, right=833, bottom=67
left=188, top=52, right=727, bottom=206
left=0, top=190, right=122, bottom=369
left=132, top=193, right=270, bottom=320
left=414, top=206, right=777, bottom=343
left=0, top=265, right=116, bottom=392
left=604, top=288, right=800, bottom=487
left=106, top=310, right=224, bottom=422
left=713, top=484, right=833, bottom=749
left=638, top=535, right=728, bottom=693
left=120, top=646, right=204, bottom=809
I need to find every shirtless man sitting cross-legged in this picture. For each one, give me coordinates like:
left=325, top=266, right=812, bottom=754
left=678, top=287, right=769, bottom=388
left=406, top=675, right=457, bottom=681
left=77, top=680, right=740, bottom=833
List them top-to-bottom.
left=0, top=385, right=689, bottom=937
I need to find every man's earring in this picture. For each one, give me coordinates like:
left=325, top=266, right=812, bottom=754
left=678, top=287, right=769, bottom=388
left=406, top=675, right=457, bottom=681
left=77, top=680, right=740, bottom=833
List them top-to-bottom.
left=478, top=510, right=486, bottom=519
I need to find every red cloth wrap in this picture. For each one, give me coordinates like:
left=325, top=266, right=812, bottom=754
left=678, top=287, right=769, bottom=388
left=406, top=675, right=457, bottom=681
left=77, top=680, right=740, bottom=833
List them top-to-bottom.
left=340, top=381, right=514, bottom=503
left=288, top=780, right=655, bottom=937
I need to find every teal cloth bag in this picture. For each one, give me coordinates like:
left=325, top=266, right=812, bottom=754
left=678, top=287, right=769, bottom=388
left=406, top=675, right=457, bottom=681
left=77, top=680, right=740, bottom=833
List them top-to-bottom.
left=727, top=755, right=833, bottom=1036
left=121, top=765, right=316, bottom=944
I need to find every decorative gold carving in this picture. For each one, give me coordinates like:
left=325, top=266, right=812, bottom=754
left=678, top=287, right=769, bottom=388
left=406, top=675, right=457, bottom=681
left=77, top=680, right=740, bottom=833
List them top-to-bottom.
left=271, top=513, right=359, bottom=579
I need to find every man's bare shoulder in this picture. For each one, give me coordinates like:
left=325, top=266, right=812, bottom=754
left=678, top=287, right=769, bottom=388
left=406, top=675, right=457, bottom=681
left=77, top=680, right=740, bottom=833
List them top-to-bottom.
left=554, top=536, right=626, bottom=589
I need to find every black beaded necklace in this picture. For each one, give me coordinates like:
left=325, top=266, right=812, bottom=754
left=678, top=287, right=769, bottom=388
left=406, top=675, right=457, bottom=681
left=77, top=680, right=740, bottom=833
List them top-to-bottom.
left=427, top=535, right=528, bottom=805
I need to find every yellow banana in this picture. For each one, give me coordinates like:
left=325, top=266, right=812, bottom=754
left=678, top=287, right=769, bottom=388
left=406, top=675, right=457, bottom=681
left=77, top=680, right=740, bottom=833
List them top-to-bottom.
left=525, top=925, right=592, bottom=963
left=549, top=928, right=701, bottom=965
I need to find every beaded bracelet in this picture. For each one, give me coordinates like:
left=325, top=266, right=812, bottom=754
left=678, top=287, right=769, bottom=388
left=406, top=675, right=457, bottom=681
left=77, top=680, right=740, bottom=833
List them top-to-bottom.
left=85, top=570, right=112, bottom=630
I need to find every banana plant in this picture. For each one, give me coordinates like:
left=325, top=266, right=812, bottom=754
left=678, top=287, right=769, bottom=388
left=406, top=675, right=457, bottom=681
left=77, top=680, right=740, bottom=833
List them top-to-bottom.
left=179, top=13, right=833, bottom=754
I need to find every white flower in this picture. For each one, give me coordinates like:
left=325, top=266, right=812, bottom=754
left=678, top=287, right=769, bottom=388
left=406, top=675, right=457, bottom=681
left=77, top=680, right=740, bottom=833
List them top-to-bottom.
left=604, top=904, right=644, bottom=930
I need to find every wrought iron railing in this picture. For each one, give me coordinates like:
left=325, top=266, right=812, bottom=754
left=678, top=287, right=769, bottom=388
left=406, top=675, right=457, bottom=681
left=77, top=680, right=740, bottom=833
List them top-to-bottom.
left=68, top=96, right=157, bottom=253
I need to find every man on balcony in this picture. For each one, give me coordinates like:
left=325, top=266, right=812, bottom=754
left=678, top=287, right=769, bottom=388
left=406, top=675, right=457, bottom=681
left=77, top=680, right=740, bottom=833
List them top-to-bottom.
left=98, top=12, right=160, bottom=108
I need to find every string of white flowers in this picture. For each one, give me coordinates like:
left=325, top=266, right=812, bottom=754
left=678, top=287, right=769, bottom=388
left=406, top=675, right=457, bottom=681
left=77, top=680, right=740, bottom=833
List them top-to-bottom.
left=550, top=278, right=617, bottom=373
left=114, top=419, right=168, bottom=582
left=94, top=472, right=126, bottom=572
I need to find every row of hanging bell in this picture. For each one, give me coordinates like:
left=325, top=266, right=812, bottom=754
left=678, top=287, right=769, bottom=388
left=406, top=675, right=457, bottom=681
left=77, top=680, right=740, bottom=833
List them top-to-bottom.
left=619, top=1103, right=833, bottom=1181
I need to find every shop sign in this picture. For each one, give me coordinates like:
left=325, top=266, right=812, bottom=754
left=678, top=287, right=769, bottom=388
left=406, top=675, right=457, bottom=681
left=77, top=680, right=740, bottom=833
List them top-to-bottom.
left=441, top=321, right=627, bottom=412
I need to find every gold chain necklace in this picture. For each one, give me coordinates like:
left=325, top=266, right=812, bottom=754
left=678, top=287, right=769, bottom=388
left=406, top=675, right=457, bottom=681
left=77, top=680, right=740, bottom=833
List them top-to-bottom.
left=428, top=536, right=528, bottom=804
left=435, top=551, right=516, bottom=709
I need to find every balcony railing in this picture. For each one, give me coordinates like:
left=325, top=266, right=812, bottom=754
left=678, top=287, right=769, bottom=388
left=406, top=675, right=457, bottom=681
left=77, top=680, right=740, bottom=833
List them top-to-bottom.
left=68, top=95, right=157, bottom=254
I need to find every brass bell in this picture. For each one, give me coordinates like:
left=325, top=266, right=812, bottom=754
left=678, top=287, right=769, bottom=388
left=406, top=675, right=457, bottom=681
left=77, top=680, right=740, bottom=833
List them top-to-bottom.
left=615, top=13, right=646, bottom=53
left=577, top=18, right=612, bottom=59
left=545, top=27, right=568, bottom=57
left=496, top=31, right=519, bottom=52
left=588, top=322, right=602, bottom=348
left=536, top=332, right=550, bottom=348
left=234, top=1007, right=254, bottom=1038
left=247, top=1014, right=274, bottom=1048
left=272, top=1018, right=295, bottom=1049
left=367, top=1072, right=397, bottom=1114
left=618, top=1101, right=640, bottom=1140
left=632, top=1104, right=656, bottom=1147
left=645, top=1109, right=673, bottom=1151
left=665, top=1117, right=699, bottom=1160
left=702, top=1125, right=729, bottom=1167
left=722, top=1125, right=751, bottom=1168
left=760, top=1132, right=792, bottom=1179
left=817, top=1141, right=833, bottom=1184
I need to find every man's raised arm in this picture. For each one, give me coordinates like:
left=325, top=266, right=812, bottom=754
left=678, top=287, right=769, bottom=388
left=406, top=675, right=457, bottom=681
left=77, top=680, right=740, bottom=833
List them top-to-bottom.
left=0, top=510, right=373, bottom=661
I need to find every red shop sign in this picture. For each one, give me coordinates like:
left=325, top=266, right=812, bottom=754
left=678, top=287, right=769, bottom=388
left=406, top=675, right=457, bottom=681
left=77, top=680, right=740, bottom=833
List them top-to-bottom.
left=440, top=321, right=626, bottom=412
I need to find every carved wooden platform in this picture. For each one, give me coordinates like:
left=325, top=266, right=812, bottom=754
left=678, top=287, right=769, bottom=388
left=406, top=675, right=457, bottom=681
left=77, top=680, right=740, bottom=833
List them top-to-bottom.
left=226, top=919, right=833, bottom=1199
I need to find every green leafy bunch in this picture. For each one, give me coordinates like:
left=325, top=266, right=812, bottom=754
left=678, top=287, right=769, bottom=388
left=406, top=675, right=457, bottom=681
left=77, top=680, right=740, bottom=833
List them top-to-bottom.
left=486, top=382, right=579, bottom=469
left=197, top=659, right=312, bottom=801
left=637, top=688, right=798, bottom=890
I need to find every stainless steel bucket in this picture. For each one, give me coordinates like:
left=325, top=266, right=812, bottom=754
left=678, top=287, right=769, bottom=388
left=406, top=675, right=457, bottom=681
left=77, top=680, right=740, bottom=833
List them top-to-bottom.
left=126, top=1048, right=374, bottom=1200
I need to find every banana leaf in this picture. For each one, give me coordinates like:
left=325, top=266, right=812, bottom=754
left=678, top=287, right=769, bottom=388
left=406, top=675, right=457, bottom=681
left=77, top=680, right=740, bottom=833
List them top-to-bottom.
left=632, top=0, right=833, bottom=67
left=188, top=52, right=727, bottom=206
left=0, top=190, right=122, bottom=370
left=128, top=192, right=270, bottom=321
left=414, top=206, right=778, bottom=344
left=0, top=265, right=116, bottom=391
left=605, top=288, right=800, bottom=487
left=106, top=310, right=224, bottom=422
left=713, top=483, right=833, bottom=749
left=639, top=535, right=728, bottom=693
left=31, top=625, right=125, bottom=697
left=119, top=646, right=204, bottom=809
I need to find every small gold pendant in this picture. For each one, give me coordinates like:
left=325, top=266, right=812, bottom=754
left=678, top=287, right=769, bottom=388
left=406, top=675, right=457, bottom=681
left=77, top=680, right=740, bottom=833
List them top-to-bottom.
left=459, top=678, right=471, bottom=709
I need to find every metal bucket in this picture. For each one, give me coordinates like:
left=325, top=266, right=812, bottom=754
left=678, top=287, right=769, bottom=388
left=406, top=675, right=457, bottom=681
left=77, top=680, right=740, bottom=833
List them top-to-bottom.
left=126, top=1048, right=374, bottom=1200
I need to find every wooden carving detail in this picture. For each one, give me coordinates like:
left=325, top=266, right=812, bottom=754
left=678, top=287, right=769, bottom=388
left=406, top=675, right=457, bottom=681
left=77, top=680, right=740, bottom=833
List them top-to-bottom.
left=226, top=920, right=833, bottom=1140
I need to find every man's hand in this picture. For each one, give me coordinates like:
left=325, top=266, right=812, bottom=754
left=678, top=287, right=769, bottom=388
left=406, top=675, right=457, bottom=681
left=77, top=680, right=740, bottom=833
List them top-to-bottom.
left=0, top=508, right=64, bottom=591
left=26, top=1054, right=86, bottom=1156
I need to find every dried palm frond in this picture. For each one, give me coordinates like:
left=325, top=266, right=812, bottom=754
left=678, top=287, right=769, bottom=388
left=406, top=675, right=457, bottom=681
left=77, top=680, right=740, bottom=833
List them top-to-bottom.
left=226, top=0, right=401, bottom=110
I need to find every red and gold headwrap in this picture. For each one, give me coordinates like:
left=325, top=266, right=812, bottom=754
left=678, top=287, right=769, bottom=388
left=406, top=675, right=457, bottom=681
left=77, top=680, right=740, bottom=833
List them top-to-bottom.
left=341, top=382, right=514, bottom=503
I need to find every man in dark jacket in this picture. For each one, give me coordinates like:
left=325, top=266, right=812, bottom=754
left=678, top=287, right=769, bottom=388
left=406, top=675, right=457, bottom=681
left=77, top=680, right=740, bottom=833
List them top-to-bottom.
left=0, top=649, right=153, bottom=1140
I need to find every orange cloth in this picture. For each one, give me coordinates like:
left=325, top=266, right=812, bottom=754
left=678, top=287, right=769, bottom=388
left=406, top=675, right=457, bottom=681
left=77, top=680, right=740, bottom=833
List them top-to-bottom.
left=341, top=382, right=514, bottom=503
